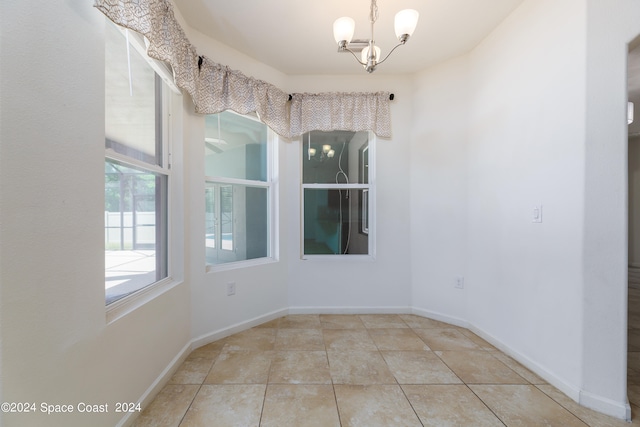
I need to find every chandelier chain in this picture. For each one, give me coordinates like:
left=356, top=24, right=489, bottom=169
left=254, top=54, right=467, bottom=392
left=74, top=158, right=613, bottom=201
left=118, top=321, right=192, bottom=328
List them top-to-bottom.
left=370, top=0, right=379, bottom=24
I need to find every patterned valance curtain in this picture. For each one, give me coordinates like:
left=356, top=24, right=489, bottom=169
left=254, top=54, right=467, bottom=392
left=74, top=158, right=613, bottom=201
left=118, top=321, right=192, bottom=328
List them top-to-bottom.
left=94, top=0, right=392, bottom=138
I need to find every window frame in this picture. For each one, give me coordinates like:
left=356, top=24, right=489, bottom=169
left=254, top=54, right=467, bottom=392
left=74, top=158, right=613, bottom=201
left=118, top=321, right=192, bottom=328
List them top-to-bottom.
left=104, top=20, right=183, bottom=322
left=205, top=111, right=279, bottom=272
left=300, top=131, right=376, bottom=260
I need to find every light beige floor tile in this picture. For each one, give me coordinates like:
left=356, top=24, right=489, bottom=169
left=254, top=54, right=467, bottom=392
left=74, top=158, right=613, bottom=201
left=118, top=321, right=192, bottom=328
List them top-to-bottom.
left=278, top=314, right=322, bottom=329
left=320, top=314, right=366, bottom=329
left=359, top=314, right=409, bottom=328
left=399, top=314, right=457, bottom=329
left=255, top=318, right=282, bottom=329
left=222, top=328, right=275, bottom=351
left=275, top=328, right=325, bottom=351
left=368, top=328, right=430, bottom=351
left=414, top=328, right=480, bottom=351
left=323, top=329, right=378, bottom=351
left=458, top=330, right=497, bottom=350
left=187, top=340, right=225, bottom=360
left=204, top=350, right=273, bottom=384
left=269, top=351, right=332, bottom=384
left=328, top=351, right=396, bottom=384
left=382, top=351, right=462, bottom=384
left=435, top=351, right=527, bottom=384
left=489, top=351, right=546, bottom=384
left=168, top=358, right=214, bottom=384
left=132, top=384, right=198, bottom=427
left=179, top=384, right=265, bottom=427
left=261, top=384, right=340, bottom=427
left=470, top=384, right=588, bottom=427
left=537, top=384, right=633, bottom=427
left=334, top=385, right=422, bottom=427
left=402, top=385, right=504, bottom=427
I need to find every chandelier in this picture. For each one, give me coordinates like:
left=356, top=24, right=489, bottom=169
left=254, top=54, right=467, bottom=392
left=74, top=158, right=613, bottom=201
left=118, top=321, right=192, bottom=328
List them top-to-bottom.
left=333, top=0, right=419, bottom=73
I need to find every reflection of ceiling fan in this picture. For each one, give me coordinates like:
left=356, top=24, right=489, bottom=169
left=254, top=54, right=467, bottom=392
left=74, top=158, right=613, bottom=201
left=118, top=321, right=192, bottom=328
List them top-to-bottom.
left=205, top=137, right=227, bottom=154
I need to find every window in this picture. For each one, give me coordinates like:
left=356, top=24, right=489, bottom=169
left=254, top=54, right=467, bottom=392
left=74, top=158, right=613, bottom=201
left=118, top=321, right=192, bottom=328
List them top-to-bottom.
left=104, top=21, right=170, bottom=305
left=205, top=111, right=276, bottom=267
left=302, top=130, right=374, bottom=256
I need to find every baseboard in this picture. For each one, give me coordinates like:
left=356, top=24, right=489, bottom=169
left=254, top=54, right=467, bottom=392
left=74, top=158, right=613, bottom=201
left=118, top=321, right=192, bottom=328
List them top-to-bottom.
left=288, top=306, right=412, bottom=315
left=410, top=307, right=469, bottom=329
left=410, top=307, right=630, bottom=420
left=118, top=308, right=288, bottom=426
left=191, top=308, right=289, bottom=350
left=466, top=323, right=630, bottom=421
left=116, top=340, right=192, bottom=427
left=579, top=390, right=632, bottom=421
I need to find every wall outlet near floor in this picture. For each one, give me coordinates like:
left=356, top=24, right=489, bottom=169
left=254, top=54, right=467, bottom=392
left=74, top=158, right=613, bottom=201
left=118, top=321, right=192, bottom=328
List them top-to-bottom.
left=455, top=276, right=465, bottom=289
left=227, top=282, right=236, bottom=296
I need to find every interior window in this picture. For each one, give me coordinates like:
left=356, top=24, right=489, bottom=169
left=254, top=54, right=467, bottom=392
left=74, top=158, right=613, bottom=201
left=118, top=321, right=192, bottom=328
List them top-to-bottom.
left=302, top=130, right=373, bottom=256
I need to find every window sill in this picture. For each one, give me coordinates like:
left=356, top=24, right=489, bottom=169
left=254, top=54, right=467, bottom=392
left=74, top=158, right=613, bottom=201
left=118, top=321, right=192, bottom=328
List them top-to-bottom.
left=300, top=254, right=376, bottom=262
left=206, top=256, right=278, bottom=273
left=106, top=277, right=183, bottom=325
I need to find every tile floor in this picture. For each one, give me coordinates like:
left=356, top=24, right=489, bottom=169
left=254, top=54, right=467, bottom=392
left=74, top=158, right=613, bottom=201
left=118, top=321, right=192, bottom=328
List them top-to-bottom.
left=133, top=314, right=640, bottom=427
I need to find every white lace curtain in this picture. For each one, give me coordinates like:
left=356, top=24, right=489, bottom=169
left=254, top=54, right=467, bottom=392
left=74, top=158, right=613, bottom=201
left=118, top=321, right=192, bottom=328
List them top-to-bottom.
left=94, top=0, right=392, bottom=138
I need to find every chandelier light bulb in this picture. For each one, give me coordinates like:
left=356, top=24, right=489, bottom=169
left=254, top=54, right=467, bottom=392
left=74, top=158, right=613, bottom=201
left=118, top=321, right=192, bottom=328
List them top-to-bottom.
left=394, top=9, right=419, bottom=42
left=333, top=17, right=355, bottom=46
left=322, top=144, right=332, bottom=153
left=309, top=147, right=317, bottom=156
left=327, top=149, right=335, bottom=158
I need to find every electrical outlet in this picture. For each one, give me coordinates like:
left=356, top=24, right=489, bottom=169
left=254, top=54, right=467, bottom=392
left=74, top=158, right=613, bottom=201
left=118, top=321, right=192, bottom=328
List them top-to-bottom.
left=455, top=276, right=465, bottom=289
left=227, top=282, right=236, bottom=296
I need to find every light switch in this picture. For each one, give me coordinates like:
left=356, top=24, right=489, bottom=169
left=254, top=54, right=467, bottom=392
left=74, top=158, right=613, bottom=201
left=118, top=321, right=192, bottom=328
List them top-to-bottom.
left=532, top=205, right=543, bottom=223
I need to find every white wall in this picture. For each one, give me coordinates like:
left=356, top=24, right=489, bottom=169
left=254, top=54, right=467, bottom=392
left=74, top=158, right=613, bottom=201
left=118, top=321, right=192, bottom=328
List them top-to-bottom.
left=410, top=0, right=639, bottom=418
left=466, top=0, right=587, bottom=403
left=582, top=0, right=640, bottom=416
left=0, top=2, right=191, bottom=426
left=184, top=31, right=290, bottom=343
left=410, top=55, right=470, bottom=324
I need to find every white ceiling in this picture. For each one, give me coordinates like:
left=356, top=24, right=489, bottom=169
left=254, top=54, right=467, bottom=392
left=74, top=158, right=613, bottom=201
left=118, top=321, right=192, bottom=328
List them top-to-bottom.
left=172, top=0, right=526, bottom=75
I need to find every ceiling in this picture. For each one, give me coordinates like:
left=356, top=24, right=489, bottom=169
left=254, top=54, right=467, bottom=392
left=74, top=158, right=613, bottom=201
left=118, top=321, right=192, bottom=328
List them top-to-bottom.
left=171, top=0, right=526, bottom=75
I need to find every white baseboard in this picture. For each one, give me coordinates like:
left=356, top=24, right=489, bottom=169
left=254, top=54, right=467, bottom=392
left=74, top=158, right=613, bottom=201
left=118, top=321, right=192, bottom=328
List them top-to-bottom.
left=288, top=306, right=412, bottom=315
left=410, top=307, right=469, bottom=329
left=410, top=307, right=630, bottom=420
left=118, top=308, right=287, bottom=426
left=191, top=308, right=289, bottom=350
left=116, top=340, right=192, bottom=427
left=579, top=390, right=632, bottom=421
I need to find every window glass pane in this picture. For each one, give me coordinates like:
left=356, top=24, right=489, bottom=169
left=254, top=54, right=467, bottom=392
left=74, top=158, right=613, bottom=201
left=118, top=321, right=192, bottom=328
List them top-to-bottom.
left=105, top=22, right=161, bottom=166
left=205, top=112, right=268, bottom=181
left=302, top=131, right=369, bottom=184
left=105, top=160, right=167, bottom=304
left=205, top=184, right=269, bottom=265
left=205, top=185, right=216, bottom=250
left=303, top=189, right=368, bottom=255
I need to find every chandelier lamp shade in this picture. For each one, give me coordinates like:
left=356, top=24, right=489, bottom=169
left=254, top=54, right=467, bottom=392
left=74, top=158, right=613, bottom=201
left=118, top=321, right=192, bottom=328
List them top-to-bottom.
left=333, top=0, right=419, bottom=73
